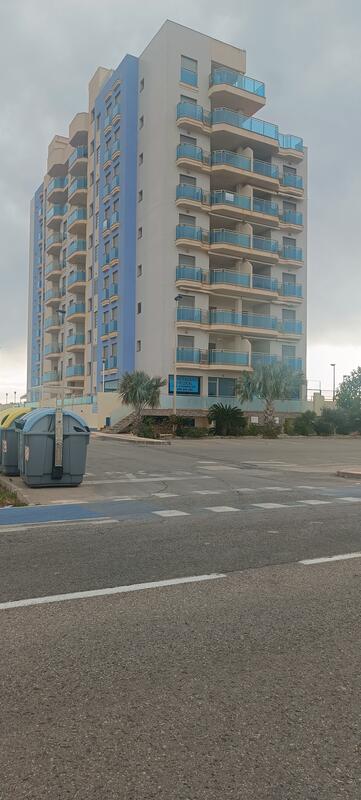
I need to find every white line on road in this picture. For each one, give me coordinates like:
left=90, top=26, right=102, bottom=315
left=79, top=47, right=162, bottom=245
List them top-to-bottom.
left=84, top=475, right=212, bottom=485
left=262, top=487, right=292, bottom=492
left=192, top=490, right=223, bottom=495
left=153, top=493, right=179, bottom=499
left=338, top=497, right=361, bottom=503
left=298, top=499, right=330, bottom=506
left=252, top=502, right=288, bottom=509
left=204, top=506, right=239, bottom=513
left=153, top=510, right=189, bottom=517
left=0, top=518, right=116, bottom=534
left=300, top=552, right=361, bottom=565
left=0, top=573, right=227, bottom=611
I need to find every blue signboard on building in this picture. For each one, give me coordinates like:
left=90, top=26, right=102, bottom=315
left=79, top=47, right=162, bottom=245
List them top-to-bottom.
left=168, top=375, right=200, bottom=395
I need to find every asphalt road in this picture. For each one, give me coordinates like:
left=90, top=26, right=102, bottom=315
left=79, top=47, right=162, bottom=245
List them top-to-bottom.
left=2, top=439, right=361, bottom=798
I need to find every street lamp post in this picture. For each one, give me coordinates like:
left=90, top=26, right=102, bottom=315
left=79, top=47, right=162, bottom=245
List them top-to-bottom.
left=173, top=295, right=184, bottom=416
left=330, top=363, right=336, bottom=401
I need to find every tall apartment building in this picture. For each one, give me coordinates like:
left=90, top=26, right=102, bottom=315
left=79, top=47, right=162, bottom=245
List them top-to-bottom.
left=28, top=21, right=307, bottom=413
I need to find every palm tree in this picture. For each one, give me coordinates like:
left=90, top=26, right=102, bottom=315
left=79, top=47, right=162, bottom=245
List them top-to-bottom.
left=237, top=363, right=304, bottom=434
left=119, top=371, right=166, bottom=435
left=208, top=403, right=246, bottom=436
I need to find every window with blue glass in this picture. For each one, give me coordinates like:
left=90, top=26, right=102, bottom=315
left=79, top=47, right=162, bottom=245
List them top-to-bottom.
left=181, top=55, right=198, bottom=87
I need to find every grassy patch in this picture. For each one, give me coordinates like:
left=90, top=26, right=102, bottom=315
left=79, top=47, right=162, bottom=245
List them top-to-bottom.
left=0, top=483, right=25, bottom=508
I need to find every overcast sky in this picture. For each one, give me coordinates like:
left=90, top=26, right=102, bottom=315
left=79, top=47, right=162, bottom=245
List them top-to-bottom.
left=0, top=0, right=359, bottom=401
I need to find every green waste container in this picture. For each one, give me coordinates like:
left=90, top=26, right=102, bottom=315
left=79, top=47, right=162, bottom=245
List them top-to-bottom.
left=0, top=407, right=33, bottom=475
left=16, top=408, right=90, bottom=487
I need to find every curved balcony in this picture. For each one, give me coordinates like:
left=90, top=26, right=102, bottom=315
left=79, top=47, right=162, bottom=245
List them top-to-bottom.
left=209, top=69, right=265, bottom=115
left=176, top=101, right=211, bottom=133
left=112, top=103, right=121, bottom=122
left=211, top=107, right=279, bottom=151
left=69, top=112, right=88, bottom=147
left=278, top=133, right=304, bottom=159
left=112, top=139, right=121, bottom=159
left=176, top=143, right=211, bottom=174
left=68, top=146, right=88, bottom=176
left=211, top=150, right=279, bottom=191
left=279, top=173, right=304, bottom=197
left=111, top=175, right=120, bottom=194
left=47, top=176, right=68, bottom=203
left=68, top=177, right=87, bottom=204
left=176, top=183, right=209, bottom=210
left=210, top=190, right=279, bottom=226
left=46, top=204, right=66, bottom=229
left=68, top=207, right=87, bottom=235
left=280, top=210, right=303, bottom=232
left=176, top=224, right=209, bottom=250
left=210, top=228, right=279, bottom=263
left=46, top=233, right=62, bottom=255
left=67, top=239, right=86, bottom=264
left=280, top=245, right=303, bottom=265
left=45, top=261, right=62, bottom=278
left=175, top=266, right=280, bottom=301
left=67, top=271, right=86, bottom=292
left=103, top=283, right=119, bottom=303
left=45, top=288, right=62, bottom=306
left=67, top=303, right=85, bottom=321
left=44, top=316, right=61, bottom=332
left=101, top=320, right=118, bottom=337
left=66, top=335, right=85, bottom=351
left=44, top=343, right=61, bottom=357
left=177, top=348, right=251, bottom=371
left=104, top=356, right=117, bottom=371
left=66, top=365, right=85, bottom=379
left=43, top=371, right=59, bottom=384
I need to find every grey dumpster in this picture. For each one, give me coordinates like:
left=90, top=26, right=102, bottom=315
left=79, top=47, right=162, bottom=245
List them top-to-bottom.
left=0, top=407, right=33, bottom=475
left=16, top=408, right=90, bottom=487
left=0, top=411, right=10, bottom=468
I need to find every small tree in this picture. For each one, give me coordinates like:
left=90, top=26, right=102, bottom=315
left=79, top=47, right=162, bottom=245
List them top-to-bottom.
left=237, top=364, right=304, bottom=436
left=336, top=368, right=361, bottom=410
left=119, top=371, right=166, bottom=435
left=208, top=403, right=246, bottom=436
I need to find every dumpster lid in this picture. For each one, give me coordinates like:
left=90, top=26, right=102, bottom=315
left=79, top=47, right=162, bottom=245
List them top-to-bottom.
left=1, top=407, right=33, bottom=430
left=17, top=408, right=90, bottom=433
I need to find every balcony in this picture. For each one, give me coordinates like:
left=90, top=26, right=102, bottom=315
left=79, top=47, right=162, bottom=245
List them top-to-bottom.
left=180, top=66, right=197, bottom=86
left=209, top=68, right=265, bottom=114
left=176, top=101, right=211, bottom=132
left=112, top=103, right=121, bottom=121
left=211, top=108, right=279, bottom=151
left=69, top=112, right=88, bottom=147
left=278, top=133, right=304, bottom=157
left=112, top=139, right=121, bottom=158
left=176, top=143, right=211, bottom=174
left=68, top=146, right=88, bottom=175
left=104, top=147, right=112, bottom=165
left=211, top=150, right=279, bottom=190
left=280, top=174, right=303, bottom=196
left=111, top=175, right=120, bottom=193
left=47, top=177, right=68, bottom=202
left=68, top=177, right=87, bottom=204
left=103, top=182, right=111, bottom=198
left=176, top=184, right=209, bottom=209
left=210, top=190, right=279, bottom=225
left=46, top=204, right=66, bottom=228
left=68, top=207, right=87, bottom=234
left=280, top=210, right=303, bottom=229
left=111, top=211, right=119, bottom=227
left=176, top=224, right=209, bottom=249
left=210, top=229, right=279, bottom=262
left=46, top=233, right=62, bottom=255
left=67, top=239, right=86, bottom=264
left=280, top=245, right=303, bottom=263
left=45, top=261, right=62, bottom=277
left=211, top=270, right=279, bottom=298
left=67, top=271, right=86, bottom=291
left=279, top=282, right=302, bottom=299
left=103, top=283, right=118, bottom=301
left=45, top=288, right=61, bottom=305
left=67, top=303, right=85, bottom=320
left=177, top=307, right=301, bottom=337
left=44, top=316, right=61, bottom=331
left=280, top=319, right=302, bottom=335
left=101, top=320, right=118, bottom=336
left=67, top=335, right=85, bottom=350
left=44, top=343, right=61, bottom=356
left=177, top=348, right=250, bottom=369
left=251, top=353, right=303, bottom=370
left=105, top=356, right=117, bottom=370
left=66, top=365, right=85, bottom=378
left=43, top=371, right=59, bottom=383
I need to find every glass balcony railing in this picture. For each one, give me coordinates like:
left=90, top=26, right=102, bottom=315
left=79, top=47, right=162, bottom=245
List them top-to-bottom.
left=181, top=67, right=198, bottom=86
left=209, top=68, right=265, bottom=97
left=176, top=101, right=211, bottom=126
left=112, top=103, right=121, bottom=119
left=212, top=107, right=278, bottom=140
left=104, top=113, right=111, bottom=128
left=278, top=134, right=303, bottom=152
left=112, top=139, right=121, bottom=155
left=176, top=143, right=210, bottom=166
left=68, top=146, right=88, bottom=167
left=104, top=148, right=112, bottom=163
left=211, top=150, right=278, bottom=179
left=253, top=159, right=279, bottom=179
left=281, top=174, right=303, bottom=189
left=111, top=176, right=120, bottom=192
left=48, top=177, right=67, bottom=194
left=68, top=177, right=87, bottom=197
left=104, top=183, right=111, bottom=197
left=176, top=184, right=208, bottom=204
left=211, top=190, right=250, bottom=211
left=253, top=197, right=279, bottom=216
left=46, top=204, right=66, bottom=221
left=68, top=208, right=87, bottom=226
left=281, top=210, right=303, bottom=225
left=111, top=211, right=119, bottom=226
left=176, top=224, right=209, bottom=243
left=210, top=229, right=250, bottom=248
left=46, top=233, right=62, bottom=248
left=252, top=235, right=279, bottom=253
left=67, top=239, right=86, bottom=257
left=281, top=246, right=303, bottom=261
left=45, top=262, right=62, bottom=276
left=176, top=266, right=204, bottom=283
left=210, top=269, right=250, bottom=288
left=68, top=271, right=86, bottom=287
left=252, top=274, right=279, bottom=291
left=280, top=282, right=302, bottom=298
left=103, top=283, right=118, bottom=300
left=45, top=289, right=60, bottom=302
left=67, top=303, right=85, bottom=317
left=177, top=307, right=203, bottom=324
left=210, top=310, right=278, bottom=330
left=44, top=316, right=61, bottom=329
left=101, top=320, right=118, bottom=335
left=280, top=320, right=302, bottom=334
left=67, top=335, right=85, bottom=347
left=44, top=343, right=61, bottom=355
left=177, top=347, right=201, bottom=363
left=209, top=350, right=249, bottom=366
left=251, top=353, right=279, bottom=367
left=105, top=356, right=117, bottom=369
left=284, top=357, right=303, bottom=371
left=66, top=365, right=84, bottom=377
left=43, top=371, right=59, bottom=383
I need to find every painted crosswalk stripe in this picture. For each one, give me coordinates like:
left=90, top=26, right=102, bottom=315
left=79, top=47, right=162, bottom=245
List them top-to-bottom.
left=262, top=487, right=292, bottom=492
left=192, top=490, right=223, bottom=495
left=153, top=492, right=179, bottom=499
left=338, top=497, right=361, bottom=503
left=298, top=499, right=330, bottom=506
left=252, top=502, right=288, bottom=509
left=204, top=506, right=239, bottom=513
left=153, top=510, right=189, bottom=517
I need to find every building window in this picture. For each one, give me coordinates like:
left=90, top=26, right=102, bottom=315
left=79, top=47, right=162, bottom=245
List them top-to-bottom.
left=181, top=56, right=198, bottom=87
left=180, top=94, right=197, bottom=106
left=91, top=108, right=95, bottom=123
left=96, top=114, right=101, bottom=131
left=139, top=115, right=144, bottom=129
left=180, top=133, right=197, bottom=146
left=90, top=139, right=95, bottom=155
left=96, top=146, right=100, bottom=164
left=139, top=152, right=143, bottom=166
left=90, top=171, right=94, bottom=186
left=179, top=173, right=196, bottom=186
left=96, top=179, right=99, bottom=197
left=138, top=190, right=143, bottom=202
left=89, top=203, right=93, bottom=217
left=95, top=212, right=99, bottom=229
left=137, top=227, right=143, bottom=239
left=89, top=234, right=93, bottom=248
left=95, top=245, right=98, bottom=262
left=137, top=264, right=142, bottom=277
left=88, top=266, right=93, bottom=280
left=88, top=298, right=93, bottom=312
left=137, top=302, right=142, bottom=314
left=94, top=311, right=97, bottom=328
left=87, top=330, right=92, bottom=343
left=137, top=340, right=141, bottom=352
left=87, top=362, right=92, bottom=376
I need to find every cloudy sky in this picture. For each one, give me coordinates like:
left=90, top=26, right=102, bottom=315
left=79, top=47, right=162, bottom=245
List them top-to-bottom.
left=0, top=0, right=359, bottom=402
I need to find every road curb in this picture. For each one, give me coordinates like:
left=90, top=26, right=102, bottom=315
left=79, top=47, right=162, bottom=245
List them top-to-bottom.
left=92, top=432, right=171, bottom=446
left=336, top=469, right=361, bottom=479
left=0, top=476, right=29, bottom=506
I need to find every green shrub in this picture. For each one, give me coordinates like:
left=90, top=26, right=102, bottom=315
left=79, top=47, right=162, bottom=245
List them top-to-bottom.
left=208, top=403, right=247, bottom=436
left=293, top=411, right=317, bottom=436
left=283, top=418, right=295, bottom=435
left=313, top=418, right=334, bottom=436
left=137, top=420, right=157, bottom=438
left=247, top=423, right=263, bottom=436
left=262, top=423, right=281, bottom=439
left=177, top=427, right=208, bottom=438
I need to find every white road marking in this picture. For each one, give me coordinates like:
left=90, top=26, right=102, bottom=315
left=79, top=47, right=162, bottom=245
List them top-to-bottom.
left=197, top=461, right=219, bottom=464
left=198, top=465, right=241, bottom=471
left=84, top=475, right=212, bottom=485
left=297, top=485, right=321, bottom=490
left=262, top=487, right=292, bottom=492
left=235, top=488, right=255, bottom=493
left=192, top=490, right=223, bottom=495
left=153, top=492, right=179, bottom=499
left=108, top=496, right=137, bottom=501
left=338, top=497, right=361, bottom=503
left=298, top=499, right=330, bottom=506
left=49, top=500, right=88, bottom=505
left=252, top=502, right=288, bottom=509
left=204, top=506, right=239, bottom=513
left=153, top=510, right=189, bottom=518
left=0, top=518, right=116, bottom=534
left=300, top=552, right=361, bottom=566
left=0, top=573, right=227, bottom=611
